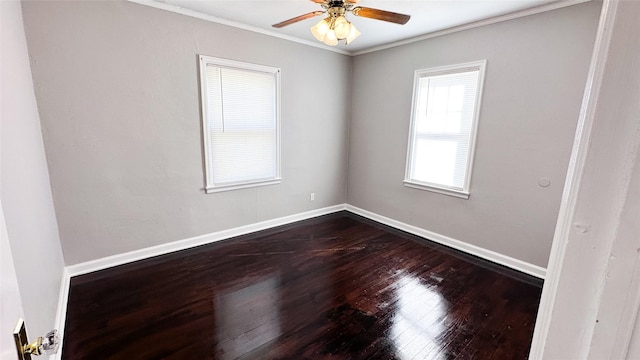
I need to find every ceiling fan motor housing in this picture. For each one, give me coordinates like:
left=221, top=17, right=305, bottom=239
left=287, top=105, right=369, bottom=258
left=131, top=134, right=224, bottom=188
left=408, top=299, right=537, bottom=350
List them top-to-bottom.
left=328, top=6, right=347, bottom=18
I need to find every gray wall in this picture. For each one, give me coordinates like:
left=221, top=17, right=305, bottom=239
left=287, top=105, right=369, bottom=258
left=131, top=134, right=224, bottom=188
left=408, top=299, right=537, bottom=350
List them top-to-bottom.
left=1, top=0, right=65, bottom=338
left=21, top=0, right=600, bottom=269
left=22, top=1, right=351, bottom=265
left=347, top=1, right=601, bottom=267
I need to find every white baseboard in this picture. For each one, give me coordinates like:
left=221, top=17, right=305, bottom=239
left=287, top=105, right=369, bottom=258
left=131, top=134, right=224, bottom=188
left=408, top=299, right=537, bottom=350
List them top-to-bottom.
left=63, top=201, right=546, bottom=278
left=66, top=204, right=347, bottom=277
left=345, top=204, right=546, bottom=279
left=53, top=268, right=70, bottom=360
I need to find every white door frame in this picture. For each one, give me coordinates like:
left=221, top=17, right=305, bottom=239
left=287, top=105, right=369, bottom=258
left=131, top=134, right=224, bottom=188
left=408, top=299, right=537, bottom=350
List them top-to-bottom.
left=529, top=0, right=640, bottom=358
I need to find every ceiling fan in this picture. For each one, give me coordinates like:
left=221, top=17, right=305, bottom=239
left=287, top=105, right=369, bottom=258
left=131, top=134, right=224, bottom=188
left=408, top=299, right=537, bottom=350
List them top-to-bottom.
left=272, top=0, right=410, bottom=46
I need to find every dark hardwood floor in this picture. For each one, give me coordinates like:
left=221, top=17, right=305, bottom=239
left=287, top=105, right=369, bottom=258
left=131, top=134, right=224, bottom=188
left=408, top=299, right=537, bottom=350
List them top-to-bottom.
left=63, top=212, right=542, bottom=359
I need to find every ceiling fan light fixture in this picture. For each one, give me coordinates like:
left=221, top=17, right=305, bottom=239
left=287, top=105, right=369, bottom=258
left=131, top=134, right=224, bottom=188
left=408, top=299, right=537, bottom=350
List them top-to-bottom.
left=274, top=1, right=410, bottom=47
left=311, top=18, right=330, bottom=41
left=322, top=29, right=339, bottom=46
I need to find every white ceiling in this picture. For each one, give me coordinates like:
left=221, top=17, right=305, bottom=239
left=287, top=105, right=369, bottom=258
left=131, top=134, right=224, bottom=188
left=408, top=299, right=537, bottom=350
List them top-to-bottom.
left=146, top=0, right=575, bottom=53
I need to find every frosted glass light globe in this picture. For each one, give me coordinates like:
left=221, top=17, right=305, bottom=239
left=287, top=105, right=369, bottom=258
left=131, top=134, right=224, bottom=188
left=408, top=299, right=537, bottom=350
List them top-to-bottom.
left=333, top=16, right=351, bottom=39
left=311, top=19, right=330, bottom=41
left=345, top=24, right=361, bottom=45
left=323, top=29, right=339, bottom=46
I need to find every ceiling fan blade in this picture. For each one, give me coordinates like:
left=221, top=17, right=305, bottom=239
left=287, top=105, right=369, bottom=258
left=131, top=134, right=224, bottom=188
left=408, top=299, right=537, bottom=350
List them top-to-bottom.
left=310, top=0, right=326, bottom=3
left=352, top=7, right=410, bottom=25
left=272, top=11, right=325, bottom=28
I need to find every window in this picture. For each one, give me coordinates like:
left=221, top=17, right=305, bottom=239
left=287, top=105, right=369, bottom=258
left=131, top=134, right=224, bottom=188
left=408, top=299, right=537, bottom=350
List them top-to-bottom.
left=199, top=55, right=281, bottom=193
left=404, top=61, right=486, bottom=199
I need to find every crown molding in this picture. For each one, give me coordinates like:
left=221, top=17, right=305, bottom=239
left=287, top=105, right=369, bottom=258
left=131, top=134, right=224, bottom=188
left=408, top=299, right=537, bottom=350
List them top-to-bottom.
left=127, top=0, right=351, bottom=56
left=129, top=0, right=591, bottom=57
left=352, top=0, right=592, bottom=55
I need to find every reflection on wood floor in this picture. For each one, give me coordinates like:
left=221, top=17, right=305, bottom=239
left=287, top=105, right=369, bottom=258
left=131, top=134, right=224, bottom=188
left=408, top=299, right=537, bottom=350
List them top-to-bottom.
left=63, top=212, right=542, bottom=359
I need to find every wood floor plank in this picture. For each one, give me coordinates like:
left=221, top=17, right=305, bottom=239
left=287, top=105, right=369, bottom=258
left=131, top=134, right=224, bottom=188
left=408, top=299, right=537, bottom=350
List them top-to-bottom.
left=62, top=212, right=542, bottom=359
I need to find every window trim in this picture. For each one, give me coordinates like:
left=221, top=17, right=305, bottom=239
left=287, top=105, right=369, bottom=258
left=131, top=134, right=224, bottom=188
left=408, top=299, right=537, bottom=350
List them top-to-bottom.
left=198, top=55, right=282, bottom=193
left=403, top=60, right=486, bottom=199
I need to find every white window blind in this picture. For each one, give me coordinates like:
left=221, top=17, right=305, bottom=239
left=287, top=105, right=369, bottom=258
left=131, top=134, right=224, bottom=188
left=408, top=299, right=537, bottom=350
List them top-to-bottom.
left=199, top=55, right=281, bottom=193
left=405, top=61, right=486, bottom=198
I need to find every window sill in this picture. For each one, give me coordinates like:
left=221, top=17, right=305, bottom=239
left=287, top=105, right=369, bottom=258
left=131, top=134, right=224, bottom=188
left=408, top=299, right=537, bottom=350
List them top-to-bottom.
left=206, top=178, right=282, bottom=193
left=403, top=181, right=470, bottom=199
